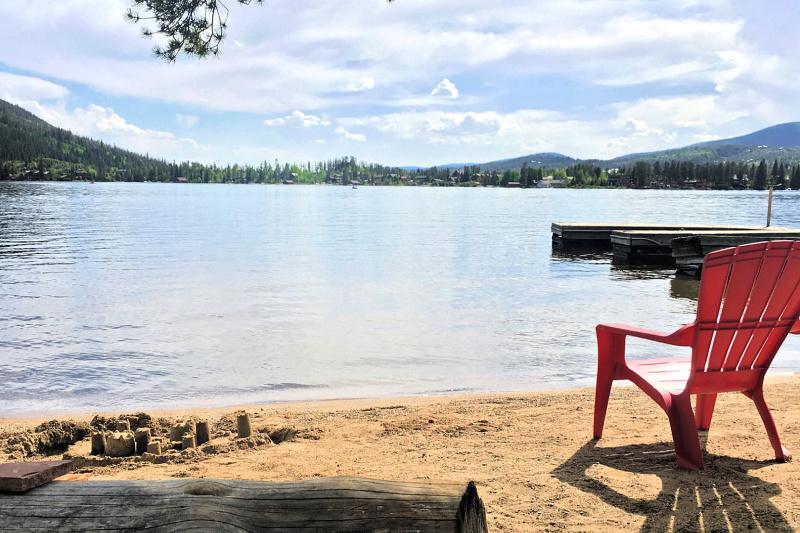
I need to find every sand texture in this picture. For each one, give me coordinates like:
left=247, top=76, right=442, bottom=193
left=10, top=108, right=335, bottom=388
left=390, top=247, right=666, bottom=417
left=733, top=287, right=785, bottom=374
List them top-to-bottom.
left=2, top=377, right=799, bottom=531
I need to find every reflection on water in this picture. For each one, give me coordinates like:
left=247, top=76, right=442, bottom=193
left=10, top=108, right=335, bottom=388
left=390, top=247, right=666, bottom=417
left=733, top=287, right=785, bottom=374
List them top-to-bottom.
left=1, top=183, right=799, bottom=413
left=550, top=248, right=611, bottom=263
left=556, top=251, right=702, bottom=300
left=608, top=264, right=676, bottom=281
left=670, top=277, right=701, bottom=302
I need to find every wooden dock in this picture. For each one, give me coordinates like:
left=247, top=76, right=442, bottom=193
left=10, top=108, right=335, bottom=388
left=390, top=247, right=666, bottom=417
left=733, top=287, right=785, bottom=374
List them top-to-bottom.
left=552, top=222, right=800, bottom=270
left=551, top=223, right=762, bottom=249
left=613, top=228, right=800, bottom=265
left=673, top=231, right=800, bottom=276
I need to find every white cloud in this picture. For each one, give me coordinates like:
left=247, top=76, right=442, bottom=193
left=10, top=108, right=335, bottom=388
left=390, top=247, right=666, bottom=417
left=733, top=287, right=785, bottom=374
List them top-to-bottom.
left=0, top=0, right=767, bottom=115
left=0, top=0, right=797, bottom=165
left=0, top=71, right=69, bottom=103
left=338, top=77, right=375, bottom=92
left=430, top=78, right=459, bottom=99
left=17, top=95, right=206, bottom=161
left=337, top=98, right=759, bottom=162
left=65, top=104, right=174, bottom=140
left=264, top=110, right=331, bottom=127
left=175, top=113, right=199, bottom=127
left=334, top=126, right=366, bottom=142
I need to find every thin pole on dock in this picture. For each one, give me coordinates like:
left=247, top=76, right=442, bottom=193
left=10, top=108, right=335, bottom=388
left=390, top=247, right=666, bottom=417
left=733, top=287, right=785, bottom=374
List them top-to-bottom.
left=766, top=187, right=773, bottom=227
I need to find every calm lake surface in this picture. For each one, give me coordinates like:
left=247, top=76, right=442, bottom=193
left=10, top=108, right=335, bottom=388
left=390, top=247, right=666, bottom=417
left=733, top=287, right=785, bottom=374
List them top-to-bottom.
left=2, top=183, right=800, bottom=414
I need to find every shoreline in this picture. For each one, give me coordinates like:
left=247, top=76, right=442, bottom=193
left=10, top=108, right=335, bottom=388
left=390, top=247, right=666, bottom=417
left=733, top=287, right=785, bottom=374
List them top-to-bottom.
left=2, top=371, right=797, bottom=424
left=0, top=381, right=598, bottom=426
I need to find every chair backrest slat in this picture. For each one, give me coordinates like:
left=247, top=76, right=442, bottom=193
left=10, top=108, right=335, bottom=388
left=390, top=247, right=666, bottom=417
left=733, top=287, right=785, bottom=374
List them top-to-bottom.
left=692, top=241, right=800, bottom=388
left=749, top=248, right=800, bottom=369
left=704, top=249, right=763, bottom=371
left=722, top=249, right=790, bottom=370
left=694, top=251, right=733, bottom=372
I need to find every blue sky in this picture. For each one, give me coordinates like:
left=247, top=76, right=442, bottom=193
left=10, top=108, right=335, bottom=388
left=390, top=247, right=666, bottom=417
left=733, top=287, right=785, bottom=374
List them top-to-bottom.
left=1, top=0, right=798, bottom=166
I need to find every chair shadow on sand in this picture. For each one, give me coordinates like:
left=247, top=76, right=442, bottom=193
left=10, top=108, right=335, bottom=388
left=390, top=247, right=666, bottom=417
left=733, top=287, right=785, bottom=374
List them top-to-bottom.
left=552, top=436, right=791, bottom=532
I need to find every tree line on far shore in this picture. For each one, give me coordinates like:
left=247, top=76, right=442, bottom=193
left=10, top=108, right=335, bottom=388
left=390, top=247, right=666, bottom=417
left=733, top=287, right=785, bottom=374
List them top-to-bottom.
left=4, top=94, right=800, bottom=189
left=6, top=153, right=800, bottom=190
left=610, top=159, right=800, bottom=190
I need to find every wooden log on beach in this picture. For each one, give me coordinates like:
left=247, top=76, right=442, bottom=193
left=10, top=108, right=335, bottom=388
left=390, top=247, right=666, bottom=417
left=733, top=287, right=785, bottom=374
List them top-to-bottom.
left=0, top=477, right=488, bottom=532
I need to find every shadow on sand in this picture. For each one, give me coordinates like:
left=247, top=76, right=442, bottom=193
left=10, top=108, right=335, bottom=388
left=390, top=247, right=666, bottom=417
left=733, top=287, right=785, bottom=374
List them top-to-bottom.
left=552, top=438, right=790, bottom=532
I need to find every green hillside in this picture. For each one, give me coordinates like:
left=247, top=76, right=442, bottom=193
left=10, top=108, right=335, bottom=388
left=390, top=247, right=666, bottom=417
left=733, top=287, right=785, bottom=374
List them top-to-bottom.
left=0, top=98, right=174, bottom=181
left=0, top=98, right=402, bottom=184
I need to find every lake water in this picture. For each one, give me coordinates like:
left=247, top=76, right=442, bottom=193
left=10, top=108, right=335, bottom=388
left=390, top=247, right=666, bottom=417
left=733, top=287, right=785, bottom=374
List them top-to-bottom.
left=2, top=183, right=799, bottom=414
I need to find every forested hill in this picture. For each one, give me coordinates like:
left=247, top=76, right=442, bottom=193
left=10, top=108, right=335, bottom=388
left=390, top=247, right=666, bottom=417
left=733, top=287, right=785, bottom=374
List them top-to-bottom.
left=0, top=98, right=173, bottom=181
left=0, top=98, right=404, bottom=184
left=603, top=122, right=800, bottom=168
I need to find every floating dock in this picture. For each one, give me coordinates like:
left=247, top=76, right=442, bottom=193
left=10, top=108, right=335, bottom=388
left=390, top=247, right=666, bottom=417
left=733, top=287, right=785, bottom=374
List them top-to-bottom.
left=551, top=223, right=762, bottom=249
left=552, top=223, right=800, bottom=271
left=672, top=231, right=800, bottom=276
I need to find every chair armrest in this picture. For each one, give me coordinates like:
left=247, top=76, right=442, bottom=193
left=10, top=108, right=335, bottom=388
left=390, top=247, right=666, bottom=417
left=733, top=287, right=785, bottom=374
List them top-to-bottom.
left=791, top=319, right=800, bottom=335
left=596, top=323, right=696, bottom=346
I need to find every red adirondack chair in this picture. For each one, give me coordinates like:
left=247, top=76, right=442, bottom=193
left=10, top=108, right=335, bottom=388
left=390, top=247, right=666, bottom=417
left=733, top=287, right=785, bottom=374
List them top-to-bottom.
left=594, top=240, right=800, bottom=469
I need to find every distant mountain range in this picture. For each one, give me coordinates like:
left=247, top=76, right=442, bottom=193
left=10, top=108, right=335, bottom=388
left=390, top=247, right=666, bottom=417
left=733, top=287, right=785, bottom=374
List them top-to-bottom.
left=445, top=122, right=800, bottom=171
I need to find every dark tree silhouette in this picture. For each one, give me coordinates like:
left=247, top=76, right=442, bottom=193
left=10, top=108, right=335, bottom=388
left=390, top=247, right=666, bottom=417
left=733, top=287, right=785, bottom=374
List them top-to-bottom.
left=127, top=0, right=263, bottom=61
left=128, top=0, right=394, bottom=61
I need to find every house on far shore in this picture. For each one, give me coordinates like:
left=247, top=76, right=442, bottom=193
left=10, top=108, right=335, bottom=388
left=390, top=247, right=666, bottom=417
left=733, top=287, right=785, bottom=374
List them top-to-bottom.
left=606, top=174, right=629, bottom=188
left=536, top=175, right=569, bottom=188
left=175, top=176, right=189, bottom=183
left=282, top=179, right=295, bottom=185
left=505, top=181, right=521, bottom=188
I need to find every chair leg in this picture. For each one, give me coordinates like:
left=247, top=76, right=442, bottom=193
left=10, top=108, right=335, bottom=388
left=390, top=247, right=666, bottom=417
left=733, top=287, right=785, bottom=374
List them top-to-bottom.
left=593, top=362, right=614, bottom=439
left=746, top=388, right=791, bottom=462
left=667, top=393, right=704, bottom=470
left=695, top=393, right=717, bottom=431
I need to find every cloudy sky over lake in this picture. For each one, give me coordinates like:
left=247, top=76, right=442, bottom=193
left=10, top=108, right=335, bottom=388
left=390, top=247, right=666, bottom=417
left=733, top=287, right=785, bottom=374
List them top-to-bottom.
left=1, top=0, right=798, bottom=166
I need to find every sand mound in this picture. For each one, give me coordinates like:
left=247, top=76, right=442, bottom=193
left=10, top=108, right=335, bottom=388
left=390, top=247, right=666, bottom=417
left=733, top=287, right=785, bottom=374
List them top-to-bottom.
left=2, top=420, right=90, bottom=460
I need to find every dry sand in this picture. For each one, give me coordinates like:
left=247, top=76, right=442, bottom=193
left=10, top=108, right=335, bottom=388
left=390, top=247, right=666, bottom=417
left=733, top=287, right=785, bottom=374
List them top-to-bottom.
left=2, top=376, right=800, bottom=532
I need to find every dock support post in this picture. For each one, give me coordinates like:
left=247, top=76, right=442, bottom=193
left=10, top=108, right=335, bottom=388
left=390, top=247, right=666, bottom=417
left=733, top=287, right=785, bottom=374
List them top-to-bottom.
left=767, top=187, right=773, bottom=227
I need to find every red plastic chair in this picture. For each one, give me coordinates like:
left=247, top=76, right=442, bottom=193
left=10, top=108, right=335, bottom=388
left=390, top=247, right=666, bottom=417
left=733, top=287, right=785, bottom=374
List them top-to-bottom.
left=594, top=240, right=800, bottom=469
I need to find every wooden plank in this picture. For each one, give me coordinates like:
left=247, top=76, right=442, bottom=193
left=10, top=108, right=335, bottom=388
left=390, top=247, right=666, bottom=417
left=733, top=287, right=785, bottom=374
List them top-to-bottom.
left=551, top=222, right=766, bottom=250
left=613, top=229, right=800, bottom=265
left=673, top=235, right=800, bottom=277
left=0, top=460, right=73, bottom=493
left=0, top=477, right=488, bottom=532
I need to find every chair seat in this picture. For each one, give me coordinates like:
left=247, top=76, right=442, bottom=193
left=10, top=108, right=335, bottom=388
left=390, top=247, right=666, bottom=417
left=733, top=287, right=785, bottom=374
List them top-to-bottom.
left=626, top=357, right=691, bottom=394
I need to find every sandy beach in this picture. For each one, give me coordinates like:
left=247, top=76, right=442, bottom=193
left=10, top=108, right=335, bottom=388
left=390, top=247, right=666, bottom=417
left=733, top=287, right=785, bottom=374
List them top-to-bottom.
left=2, top=376, right=799, bottom=531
